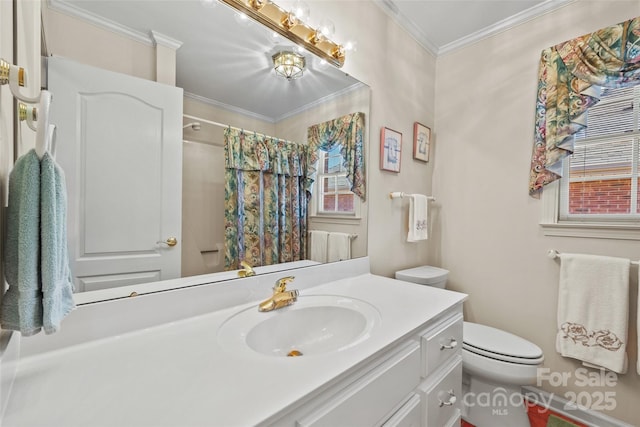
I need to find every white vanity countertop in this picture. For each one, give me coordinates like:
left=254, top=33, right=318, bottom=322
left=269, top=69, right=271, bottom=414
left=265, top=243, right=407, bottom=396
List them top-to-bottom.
left=2, top=274, right=466, bottom=427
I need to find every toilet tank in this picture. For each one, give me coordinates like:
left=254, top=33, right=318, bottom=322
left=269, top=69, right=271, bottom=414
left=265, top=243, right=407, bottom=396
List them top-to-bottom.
left=395, top=266, right=449, bottom=289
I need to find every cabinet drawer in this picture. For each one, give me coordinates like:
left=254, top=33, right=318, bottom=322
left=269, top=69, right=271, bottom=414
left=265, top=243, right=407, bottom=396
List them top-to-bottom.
left=421, top=313, right=463, bottom=377
left=297, top=341, right=421, bottom=427
left=418, top=357, right=462, bottom=427
left=381, top=394, right=421, bottom=427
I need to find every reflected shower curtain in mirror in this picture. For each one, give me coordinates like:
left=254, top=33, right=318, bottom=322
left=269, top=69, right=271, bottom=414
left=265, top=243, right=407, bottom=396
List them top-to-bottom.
left=528, top=16, right=640, bottom=197
left=307, top=112, right=366, bottom=200
left=224, top=128, right=309, bottom=270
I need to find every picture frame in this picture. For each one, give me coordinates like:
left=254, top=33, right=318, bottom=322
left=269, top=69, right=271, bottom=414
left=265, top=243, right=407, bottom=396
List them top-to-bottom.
left=413, top=122, right=431, bottom=162
left=380, top=127, right=402, bottom=173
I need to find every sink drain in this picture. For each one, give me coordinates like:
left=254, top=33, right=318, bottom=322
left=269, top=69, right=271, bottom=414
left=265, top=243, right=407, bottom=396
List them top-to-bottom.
left=287, top=350, right=303, bottom=357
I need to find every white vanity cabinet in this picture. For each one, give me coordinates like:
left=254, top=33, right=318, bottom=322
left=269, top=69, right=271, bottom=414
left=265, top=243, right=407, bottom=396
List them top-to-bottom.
left=269, top=306, right=463, bottom=427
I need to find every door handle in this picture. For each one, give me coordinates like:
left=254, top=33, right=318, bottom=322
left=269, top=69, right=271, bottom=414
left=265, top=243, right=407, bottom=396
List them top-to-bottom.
left=157, top=237, right=178, bottom=247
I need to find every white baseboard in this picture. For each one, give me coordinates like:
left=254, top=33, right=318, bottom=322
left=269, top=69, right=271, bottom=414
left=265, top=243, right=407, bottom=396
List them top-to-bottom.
left=522, top=386, right=634, bottom=427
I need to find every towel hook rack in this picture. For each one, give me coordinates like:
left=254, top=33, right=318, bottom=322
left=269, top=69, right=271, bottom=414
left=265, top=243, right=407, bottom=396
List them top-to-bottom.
left=0, top=58, right=42, bottom=104
left=19, top=102, right=38, bottom=131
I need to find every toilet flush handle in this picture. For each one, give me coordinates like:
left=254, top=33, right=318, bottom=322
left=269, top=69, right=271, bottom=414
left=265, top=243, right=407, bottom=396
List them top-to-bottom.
left=440, top=337, right=458, bottom=350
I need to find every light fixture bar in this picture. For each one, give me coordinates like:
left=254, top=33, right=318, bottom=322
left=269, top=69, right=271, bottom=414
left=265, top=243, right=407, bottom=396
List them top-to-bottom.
left=219, top=0, right=345, bottom=68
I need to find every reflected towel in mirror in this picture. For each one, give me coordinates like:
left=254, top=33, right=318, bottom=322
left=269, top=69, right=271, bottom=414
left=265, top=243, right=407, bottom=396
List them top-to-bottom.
left=309, top=231, right=328, bottom=263
left=328, top=232, right=351, bottom=262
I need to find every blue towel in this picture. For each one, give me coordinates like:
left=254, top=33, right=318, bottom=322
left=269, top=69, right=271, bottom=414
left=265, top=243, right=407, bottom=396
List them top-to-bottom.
left=1, top=150, right=43, bottom=336
left=40, top=152, right=75, bottom=334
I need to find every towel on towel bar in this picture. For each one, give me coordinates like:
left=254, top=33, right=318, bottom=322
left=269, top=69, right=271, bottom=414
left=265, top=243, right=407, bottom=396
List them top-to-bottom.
left=407, top=194, right=428, bottom=242
left=309, top=231, right=328, bottom=263
left=328, top=232, right=351, bottom=262
left=556, top=253, right=629, bottom=373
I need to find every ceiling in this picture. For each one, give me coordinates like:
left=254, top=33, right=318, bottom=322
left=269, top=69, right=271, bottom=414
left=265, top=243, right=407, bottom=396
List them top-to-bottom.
left=48, top=0, right=573, bottom=120
left=381, top=0, right=573, bottom=55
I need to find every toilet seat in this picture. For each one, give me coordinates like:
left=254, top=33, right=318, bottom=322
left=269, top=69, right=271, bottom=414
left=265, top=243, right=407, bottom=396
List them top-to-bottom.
left=463, top=322, right=544, bottom=365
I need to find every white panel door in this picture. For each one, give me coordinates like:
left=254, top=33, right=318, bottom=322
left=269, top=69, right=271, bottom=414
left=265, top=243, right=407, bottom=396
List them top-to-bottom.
left=48, top=56, right=183, bottom=292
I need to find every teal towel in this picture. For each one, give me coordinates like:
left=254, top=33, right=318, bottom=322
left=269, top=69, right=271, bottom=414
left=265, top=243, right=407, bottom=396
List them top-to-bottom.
left=1, top=150, right=43, bottom=336
left=40, top=152, right=75, bottom=334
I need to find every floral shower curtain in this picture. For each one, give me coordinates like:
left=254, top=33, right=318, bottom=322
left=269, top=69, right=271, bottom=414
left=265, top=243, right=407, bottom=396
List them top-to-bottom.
left=529, top=16, right=640, bottom=197
left=307, top=112, right=366, bottom=200
left=224, top=128, right=309, bottom=270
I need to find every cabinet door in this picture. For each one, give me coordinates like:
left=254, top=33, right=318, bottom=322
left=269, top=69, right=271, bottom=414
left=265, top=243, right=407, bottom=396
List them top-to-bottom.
left=297, top=341, right=421, bottom=427
left=419, top=357, right=463, bottom=427
left=381, top=394, right=421, bottom=427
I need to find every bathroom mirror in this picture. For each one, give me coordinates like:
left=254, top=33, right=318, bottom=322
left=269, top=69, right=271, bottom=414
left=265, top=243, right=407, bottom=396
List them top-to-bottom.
left=43, top=0, right=369, bottom=303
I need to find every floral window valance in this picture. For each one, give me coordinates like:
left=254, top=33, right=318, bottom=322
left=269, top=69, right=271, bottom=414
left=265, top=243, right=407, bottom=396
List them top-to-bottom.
left=529, top=16, right=640, bottom=197
left=307, top=112, right=366, bottom=201
left=224, top=128, right=309, bottom=177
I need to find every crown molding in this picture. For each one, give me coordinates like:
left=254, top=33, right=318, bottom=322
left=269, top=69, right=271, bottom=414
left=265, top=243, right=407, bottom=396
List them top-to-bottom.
left=47, top=0, right=153, bottom=46
left=372, top=0, right=438, bottom=56
left=374, top=0, right=576, bottom=57
left=438, top=0, right=576, bottom=55
left=150, top=31, right=183, bottom=50
left=274, top=82, right=366, bottom=122
left=184, top=92, right=276, bottom=124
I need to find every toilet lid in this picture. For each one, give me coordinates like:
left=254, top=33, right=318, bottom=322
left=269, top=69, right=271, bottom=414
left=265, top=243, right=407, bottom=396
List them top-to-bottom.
left=395, top=266, right=449, bottom=285
left=463, top=322, right=543, bottom=365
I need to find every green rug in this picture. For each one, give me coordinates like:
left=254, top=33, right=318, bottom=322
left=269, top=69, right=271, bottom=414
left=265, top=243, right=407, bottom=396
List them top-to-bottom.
left=547, top=414, right=580, bottom=427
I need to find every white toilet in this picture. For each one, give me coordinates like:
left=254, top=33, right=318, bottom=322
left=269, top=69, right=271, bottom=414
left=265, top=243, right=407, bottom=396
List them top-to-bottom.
left=395, top=266, right=544, bottom=427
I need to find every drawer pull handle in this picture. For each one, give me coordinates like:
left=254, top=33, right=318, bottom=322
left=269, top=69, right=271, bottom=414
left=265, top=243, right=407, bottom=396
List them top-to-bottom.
left=440, top=338, right=458, bottom=350
left=439, top=390, right=457, bottom=407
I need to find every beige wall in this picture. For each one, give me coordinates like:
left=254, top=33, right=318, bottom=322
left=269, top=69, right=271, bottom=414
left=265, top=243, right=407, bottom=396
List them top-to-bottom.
left=308, top=0, right=437, bottom=277
left=433, top=1, right=640, bottom=424
left=42, top=8, right=155, bottom=81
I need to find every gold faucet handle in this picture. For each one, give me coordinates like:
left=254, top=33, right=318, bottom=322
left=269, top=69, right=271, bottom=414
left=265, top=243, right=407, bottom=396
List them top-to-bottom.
left=238, top=261, right=256, bottom=277
left=274, top=276, right=295, bottom=293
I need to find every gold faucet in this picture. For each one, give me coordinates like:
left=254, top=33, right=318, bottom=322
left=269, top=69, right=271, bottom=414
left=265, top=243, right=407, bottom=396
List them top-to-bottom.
left=238, top=260, right=256, bottom=278
left=258, top=276, right=299, bottom=312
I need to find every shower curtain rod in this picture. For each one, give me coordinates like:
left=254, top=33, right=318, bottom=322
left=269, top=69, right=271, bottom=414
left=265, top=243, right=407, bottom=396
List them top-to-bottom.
left=182, top=114, right=295, bottom=143
left=182, top=138, right=224, bottom=148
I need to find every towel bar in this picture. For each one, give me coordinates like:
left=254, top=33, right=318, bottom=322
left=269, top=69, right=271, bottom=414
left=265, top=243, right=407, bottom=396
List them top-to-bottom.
left=389, top=192, right=435, bottom=201
left=548, top=249, right=639, bottom=266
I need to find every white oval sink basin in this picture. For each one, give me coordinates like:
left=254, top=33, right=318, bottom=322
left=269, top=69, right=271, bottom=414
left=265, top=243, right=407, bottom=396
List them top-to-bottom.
left=217, top=295, right=381, bottom=358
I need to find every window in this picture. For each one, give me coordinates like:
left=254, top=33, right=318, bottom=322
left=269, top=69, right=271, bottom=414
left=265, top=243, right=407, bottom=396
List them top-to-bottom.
left=542, top=85, right=640, bottom=239
left=560, top=86, right=640, bottom=220
left=312, top=145, right=360, bottom=218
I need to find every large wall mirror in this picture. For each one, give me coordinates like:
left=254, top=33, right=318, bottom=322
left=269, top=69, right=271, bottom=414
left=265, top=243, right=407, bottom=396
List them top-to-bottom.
left=42, top=0, right=369, bottom=303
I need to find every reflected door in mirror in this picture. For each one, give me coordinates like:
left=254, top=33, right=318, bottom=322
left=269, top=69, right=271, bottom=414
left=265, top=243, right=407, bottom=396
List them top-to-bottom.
left=48, top=57, right=183, bottom=292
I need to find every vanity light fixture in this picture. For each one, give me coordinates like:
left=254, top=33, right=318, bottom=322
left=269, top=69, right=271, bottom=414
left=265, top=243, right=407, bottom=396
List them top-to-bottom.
left=219, top=0, right=345, bottom=68
left=272, top=51, right=305, bottom=80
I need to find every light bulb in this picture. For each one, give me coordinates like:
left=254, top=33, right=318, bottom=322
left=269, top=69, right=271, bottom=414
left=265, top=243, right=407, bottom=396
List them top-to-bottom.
left=291, top=0, right=309, bottom=21
left=318, top=18, right=334, bottom=38
left=344, top=40, right=357, bottom=52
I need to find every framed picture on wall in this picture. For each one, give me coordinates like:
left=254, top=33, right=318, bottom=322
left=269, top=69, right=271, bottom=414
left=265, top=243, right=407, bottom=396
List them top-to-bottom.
left=413, top=122, right=431, bottom=162
left=380, top=127, right=402, bottom=173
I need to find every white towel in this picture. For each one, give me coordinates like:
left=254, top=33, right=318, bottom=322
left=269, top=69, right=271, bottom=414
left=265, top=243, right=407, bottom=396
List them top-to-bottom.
left=407, top=194, right=428, bottom=242
left=309, top=231, right=328, bottom=263
left=327, top=232, right=351, bottom=262
left=556, top=253, right=629, bottom=373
